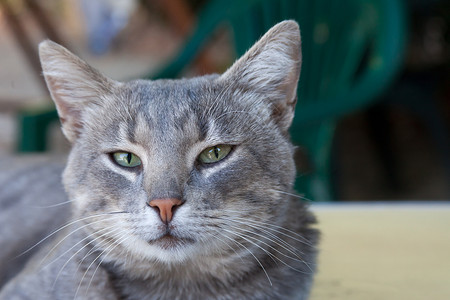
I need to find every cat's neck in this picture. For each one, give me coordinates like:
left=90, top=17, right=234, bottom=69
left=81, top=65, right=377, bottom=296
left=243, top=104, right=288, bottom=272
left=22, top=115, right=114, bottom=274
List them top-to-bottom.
left=104, top=250, right=282, bottom=300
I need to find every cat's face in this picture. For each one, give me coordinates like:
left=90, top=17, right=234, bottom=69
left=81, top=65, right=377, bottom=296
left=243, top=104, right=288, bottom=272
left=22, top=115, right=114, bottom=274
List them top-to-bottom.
left=39, top=21, right=301, bottom=265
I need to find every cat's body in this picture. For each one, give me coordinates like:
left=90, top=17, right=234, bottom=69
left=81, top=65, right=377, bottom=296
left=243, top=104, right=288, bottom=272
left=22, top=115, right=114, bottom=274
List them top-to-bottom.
left=0, top=21, right=318, bottom=299
left=0, top=159, right=68, bottom=287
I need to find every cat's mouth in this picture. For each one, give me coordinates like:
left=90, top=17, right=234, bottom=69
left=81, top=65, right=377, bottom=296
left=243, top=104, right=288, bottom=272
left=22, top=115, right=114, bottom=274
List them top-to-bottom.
left=149, top=233, right=195, bottom=250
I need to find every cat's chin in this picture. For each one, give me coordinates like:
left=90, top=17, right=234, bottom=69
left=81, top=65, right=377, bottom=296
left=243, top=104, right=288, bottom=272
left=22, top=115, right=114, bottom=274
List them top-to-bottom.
left=147, top=233, right=195, bottom=251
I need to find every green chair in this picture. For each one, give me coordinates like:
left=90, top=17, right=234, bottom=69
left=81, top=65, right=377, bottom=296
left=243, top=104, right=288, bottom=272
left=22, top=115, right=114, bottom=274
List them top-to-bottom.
left=18, top=0, right=407, bottom=201
left=151, top=0, right=407, bottom=201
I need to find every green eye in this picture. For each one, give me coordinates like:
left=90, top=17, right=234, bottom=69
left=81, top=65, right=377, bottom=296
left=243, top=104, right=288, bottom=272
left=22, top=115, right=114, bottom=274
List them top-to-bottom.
left=199, top=145, right=232, bottom=164
left=112, top=152, right=142, bottom=168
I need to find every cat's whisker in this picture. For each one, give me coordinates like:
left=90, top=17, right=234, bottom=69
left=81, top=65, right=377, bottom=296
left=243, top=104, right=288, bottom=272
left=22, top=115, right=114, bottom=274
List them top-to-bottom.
left=269, top=189, right=313, bottom=202
left=31, top=199, right=74, bottom=208
left=222, top=210, right=317, bottom=248
left=104, top=211, right=130, bottom=215
left=15, top=212, right=127, bottom=259
left=38, top=214, right=125, bottom=268
left=215, top=214, right=317, bottom=273
left=216, top=215, right=304, bottom=256
left=242, top=218, right=316, bottom=249
left=224, top=221, right=306, bottom=263
left=224, top=222, right=291, bottom=258
left=47, top=224, right=125, bottom=285
left=231, top=224, right=315, bottom=274
left=220, top=225, right=280, bottom=264
left=53, top=226, right=128, bottom=287
left=223, top=227, right=314, bottom=275
left=75, top=228, right=129, bottom=274
left=208, top=228, right=245, bottom=263
left=222, top=228, right=273, bottom=286
left=214, top=229, right=273, bottom=286
left=212, top=230, right=247, bottom=273
left=74, top=231, right=130, bottom=300
left=83, top=233, right=132, bottom=291
left=85, top=234, right=132, bottom=297
left=245, top=234, right=314, bottom=275
left=77, top=242, right=107, bottom=269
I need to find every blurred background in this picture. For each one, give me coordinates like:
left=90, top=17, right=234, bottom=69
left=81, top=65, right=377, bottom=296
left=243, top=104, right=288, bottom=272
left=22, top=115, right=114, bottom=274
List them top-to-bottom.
left=0, top=0, right=448, bottom=201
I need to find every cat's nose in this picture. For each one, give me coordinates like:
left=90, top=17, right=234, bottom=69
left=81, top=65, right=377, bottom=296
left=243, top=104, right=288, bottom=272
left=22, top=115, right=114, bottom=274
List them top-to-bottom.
left=148, top=198, right=183, bottom=224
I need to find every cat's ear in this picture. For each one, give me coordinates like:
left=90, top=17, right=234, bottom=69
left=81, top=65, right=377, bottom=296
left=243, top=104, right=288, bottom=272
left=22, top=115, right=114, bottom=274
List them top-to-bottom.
left=221, top=20, right=301, bottom=132
left=39, top=40, right=117, bottom=143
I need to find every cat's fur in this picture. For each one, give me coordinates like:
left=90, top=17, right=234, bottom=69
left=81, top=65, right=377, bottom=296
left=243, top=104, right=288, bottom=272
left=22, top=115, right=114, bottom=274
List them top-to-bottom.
left=0, top=21, right=318, bottom=299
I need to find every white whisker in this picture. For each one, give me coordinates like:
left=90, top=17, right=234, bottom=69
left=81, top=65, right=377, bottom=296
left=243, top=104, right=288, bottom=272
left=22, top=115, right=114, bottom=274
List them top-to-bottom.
left=269, top=189, right=312, bottom=202
left=31, top=199, right=74, bottom=208
left=223, top=210, right=316, bottom=248
left=15, top=212, right=127, bottom=259
left=38, top=214, right=124, bottom=267
left=219, top=216, right=304, bottom=255
left=225, top=222, right=305, bottom=262
left=226, top=223, right=314, bottom=274
left=51, top=226, right=125, bottom=289
left=222, top=227, right=312, bottom=275
left=208, top=228, right=244, bottom=263
left=216, top=229, right=273, bottom=286
left=74, top=232, right=130, bottom=300
left=85, top=234, right=132, bottom=296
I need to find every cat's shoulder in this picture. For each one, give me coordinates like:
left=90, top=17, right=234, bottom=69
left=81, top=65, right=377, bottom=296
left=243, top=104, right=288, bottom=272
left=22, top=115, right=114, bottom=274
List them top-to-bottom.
left=0, top=156, right=69, bottom=287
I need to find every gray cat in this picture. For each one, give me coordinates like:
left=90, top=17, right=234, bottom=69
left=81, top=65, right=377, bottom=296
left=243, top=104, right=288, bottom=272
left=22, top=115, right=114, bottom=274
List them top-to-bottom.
left=0, top=21, right=318, bottom=299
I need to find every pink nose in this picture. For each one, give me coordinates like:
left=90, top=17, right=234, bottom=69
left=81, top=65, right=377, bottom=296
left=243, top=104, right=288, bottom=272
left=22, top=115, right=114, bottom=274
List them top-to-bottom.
left=148, top=198, right=183, bottom=224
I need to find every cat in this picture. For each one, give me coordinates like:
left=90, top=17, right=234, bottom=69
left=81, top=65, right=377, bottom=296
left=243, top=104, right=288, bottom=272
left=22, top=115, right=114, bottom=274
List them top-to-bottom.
left=0, top=20, right=318, bottom=300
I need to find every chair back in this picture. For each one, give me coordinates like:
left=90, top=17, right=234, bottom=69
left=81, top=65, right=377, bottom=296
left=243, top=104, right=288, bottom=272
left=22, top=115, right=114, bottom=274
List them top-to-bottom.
left=150, top=0, right=407, bottom=200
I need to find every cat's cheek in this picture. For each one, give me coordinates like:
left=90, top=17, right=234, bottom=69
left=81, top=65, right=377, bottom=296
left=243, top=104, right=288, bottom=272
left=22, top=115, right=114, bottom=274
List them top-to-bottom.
left=183, top=167, right=265, bottom=212
left=69, top=190, right=91, bottom=215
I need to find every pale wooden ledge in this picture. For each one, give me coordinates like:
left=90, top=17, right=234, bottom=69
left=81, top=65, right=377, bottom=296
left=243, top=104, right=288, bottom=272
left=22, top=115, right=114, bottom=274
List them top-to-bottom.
left=310, top=202, right=450, bottom=300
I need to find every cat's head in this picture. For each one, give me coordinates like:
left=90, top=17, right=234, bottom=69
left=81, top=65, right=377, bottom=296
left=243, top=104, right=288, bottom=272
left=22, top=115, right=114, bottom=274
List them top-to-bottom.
left=39, top=21, right=301, bottom=267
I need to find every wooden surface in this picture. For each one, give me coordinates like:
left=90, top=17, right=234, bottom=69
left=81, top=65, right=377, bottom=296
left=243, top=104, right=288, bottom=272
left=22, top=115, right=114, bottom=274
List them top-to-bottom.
left=309, top=202, right=450, bottom=300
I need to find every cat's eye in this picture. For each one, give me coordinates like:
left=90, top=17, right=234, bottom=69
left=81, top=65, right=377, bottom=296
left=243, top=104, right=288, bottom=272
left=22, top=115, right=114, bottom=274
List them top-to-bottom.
left=198, top=145, right=232, bottom=164
left=112, top=152, right=142, bottom=168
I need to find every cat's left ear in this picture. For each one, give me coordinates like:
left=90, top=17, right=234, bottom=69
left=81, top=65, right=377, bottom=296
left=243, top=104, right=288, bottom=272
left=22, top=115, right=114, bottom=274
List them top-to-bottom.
left=221, top=20, right=301, bottom=132
left=39, top=40, right=117, bottom=143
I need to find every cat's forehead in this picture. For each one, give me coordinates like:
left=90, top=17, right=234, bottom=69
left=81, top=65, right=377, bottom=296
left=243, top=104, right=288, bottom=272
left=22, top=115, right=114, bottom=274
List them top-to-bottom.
left=89, top=75, right=269, bottom=151
left=98, top=76, right=221, bottom=147
left=124, top=76, right=219, bottom=109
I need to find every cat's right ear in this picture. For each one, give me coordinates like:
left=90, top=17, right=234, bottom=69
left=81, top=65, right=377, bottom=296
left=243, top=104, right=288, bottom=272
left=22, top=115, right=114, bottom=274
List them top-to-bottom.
left=219, top=21, right=301, bottom=133
left=39, top=40, right=117, bottom=143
